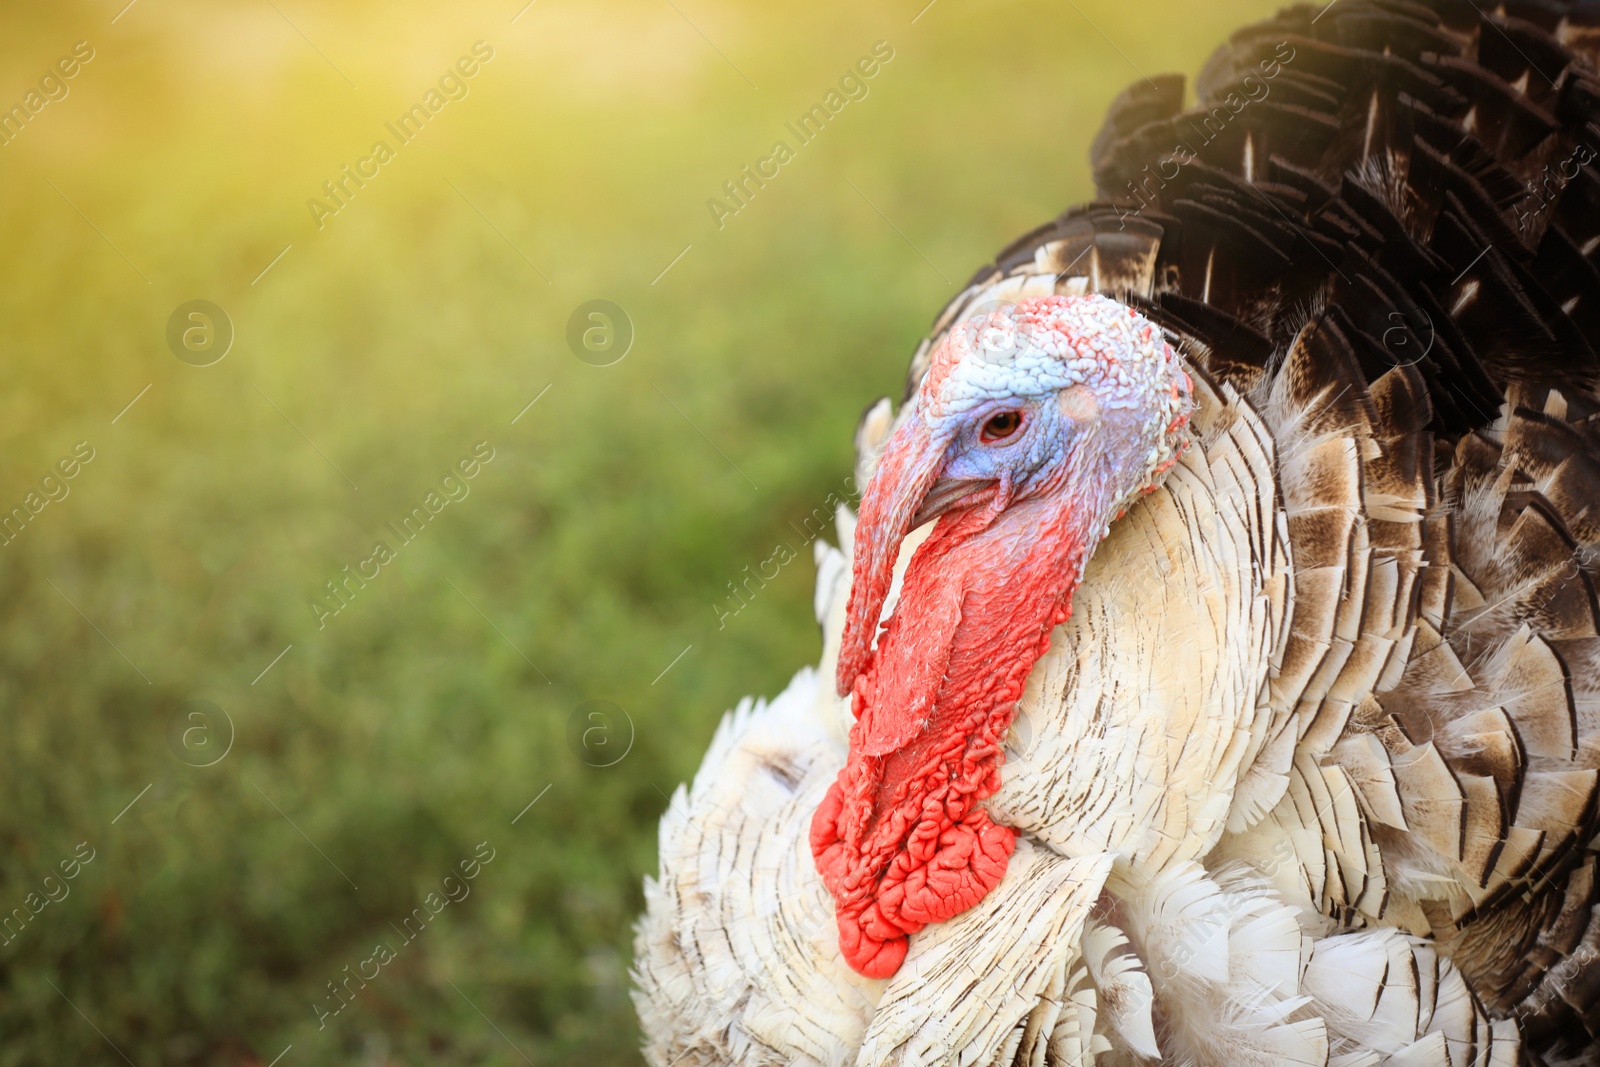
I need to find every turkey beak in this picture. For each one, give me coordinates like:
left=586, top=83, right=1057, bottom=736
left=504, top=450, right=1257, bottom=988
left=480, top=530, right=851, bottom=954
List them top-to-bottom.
left=836, top=417, right=972, bottom=697
left=910, top=474, right=993, bottom=529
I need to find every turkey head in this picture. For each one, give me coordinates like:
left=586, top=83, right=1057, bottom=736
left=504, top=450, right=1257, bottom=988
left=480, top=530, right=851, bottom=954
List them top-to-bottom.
left=810, top=293, right=1194, bottom=977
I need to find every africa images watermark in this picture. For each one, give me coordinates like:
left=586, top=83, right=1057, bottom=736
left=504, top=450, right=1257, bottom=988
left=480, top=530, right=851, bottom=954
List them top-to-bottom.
left=0, top=40, right=96, bottom=148
left=306, top=41, right=497, bottom=230
left=705, top=41, right=896, bottom=230
left=1113, top=41, right=1296, bottom=228
left=1513, top=141, right=1597, bottom=233
left=309, top=440, right=497, bottom=628
left=1, top=441, right=97, bottom=548
left=712, top=475, right=857, bottom=629
left=1, top=841, right=96, bottom=948
left=312, top=841, right=497, bottom=1029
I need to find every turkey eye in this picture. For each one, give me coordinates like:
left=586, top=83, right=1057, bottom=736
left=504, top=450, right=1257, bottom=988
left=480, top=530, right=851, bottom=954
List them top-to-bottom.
left=980, top=411, right=1023, bottom=443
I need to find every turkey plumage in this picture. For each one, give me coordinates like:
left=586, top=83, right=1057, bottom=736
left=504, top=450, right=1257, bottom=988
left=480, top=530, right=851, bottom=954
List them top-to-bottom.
left=634, top=2, right=1600, bottom=1064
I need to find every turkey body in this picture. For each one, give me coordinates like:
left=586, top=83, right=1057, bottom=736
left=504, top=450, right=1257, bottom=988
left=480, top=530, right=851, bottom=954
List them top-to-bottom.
left=634, top=2, right=1600, bottom=1064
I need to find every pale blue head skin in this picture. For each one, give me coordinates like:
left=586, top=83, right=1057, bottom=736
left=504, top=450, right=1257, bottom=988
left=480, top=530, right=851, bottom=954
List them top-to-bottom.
left=838, top=293, right=1196, bottom=702
left=904, top=294, right=1194, bottom=529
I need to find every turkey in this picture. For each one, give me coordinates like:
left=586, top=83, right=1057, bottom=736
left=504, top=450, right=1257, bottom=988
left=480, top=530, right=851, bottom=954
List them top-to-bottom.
left=633, top=2, right=1600, bottom=1064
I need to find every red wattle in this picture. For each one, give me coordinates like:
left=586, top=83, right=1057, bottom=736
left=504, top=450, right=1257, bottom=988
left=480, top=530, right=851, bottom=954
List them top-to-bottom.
left=813, top=495, right=1091, bottom=977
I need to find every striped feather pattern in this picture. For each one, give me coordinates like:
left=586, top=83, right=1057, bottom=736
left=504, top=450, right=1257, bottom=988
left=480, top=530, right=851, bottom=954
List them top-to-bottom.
left=635, top=2, right=1600, bottom=1063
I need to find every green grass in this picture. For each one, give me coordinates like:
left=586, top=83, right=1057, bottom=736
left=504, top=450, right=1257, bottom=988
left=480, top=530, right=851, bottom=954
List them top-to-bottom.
left=0, top=0, right=1282, bottom=1062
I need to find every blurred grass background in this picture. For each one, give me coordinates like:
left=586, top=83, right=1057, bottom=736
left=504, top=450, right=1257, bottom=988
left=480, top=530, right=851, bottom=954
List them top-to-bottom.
left=0, top=0, right=1282, bottom=1062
